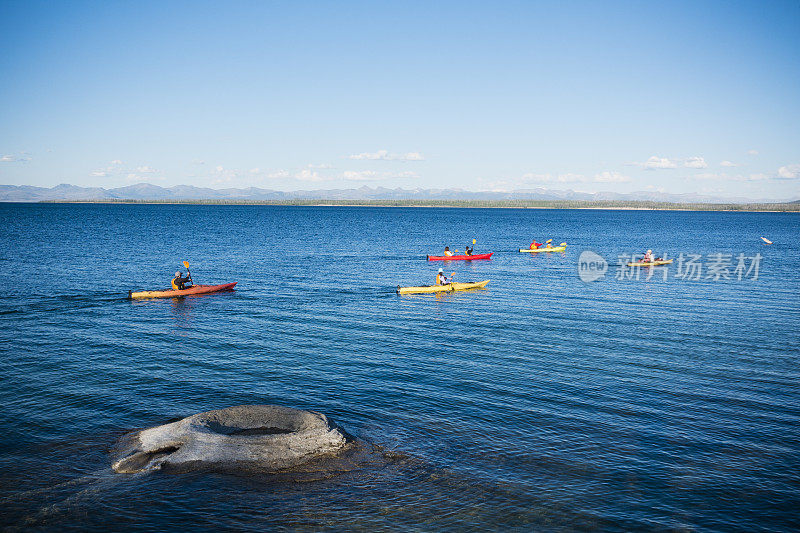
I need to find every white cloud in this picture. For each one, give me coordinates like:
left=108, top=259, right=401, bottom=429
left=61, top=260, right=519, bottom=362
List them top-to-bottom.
left=747, top=149, right=759, bottom=155
left=347, top=150, right=425, bottom=161
left=348, top=150, right=388, bottom=160
left=1, top=154, right=29, bottom=162
left=631, top=156, right=713, bottom=170
left=633, top=156, right=679, bottom=170
left=684, top=156, right=708, bottom=169
left=110, top=159, right=123, bottom=165
left=720, top=160, right=738, bottom=167
left=307, top=163, right=333, bottom=169
left=777, top=164, right=800, bottom=179
left=136, top=165, right=157, bottom=173
left=210, top=165, right=243, bottom=184
left=257, top=166, right=420, bottom=183
left=249, top=168, right=260, bottom=174
left=294, top=169, right=326, bottom=182
left=90, top=170, right=108, bottom=177
left=341, top=170, right=379, bottom=181
left=341, top=170, right=420, bottom=181
left=392, top=171, right=420, bottom=179
left=593, top=171, right=631, bottom=183
left=520, top=172, right=629, bottom=184
left=694, top=172, right=772, bottom=182
left=520, top=173, right=586, bottom=183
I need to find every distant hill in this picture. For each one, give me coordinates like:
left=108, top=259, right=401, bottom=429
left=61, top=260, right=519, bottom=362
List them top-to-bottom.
left=1, top=183, right=793, bottom=204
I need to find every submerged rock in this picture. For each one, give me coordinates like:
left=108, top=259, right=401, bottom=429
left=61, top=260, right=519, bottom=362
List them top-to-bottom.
left=112, top=405, right=350, bottom=474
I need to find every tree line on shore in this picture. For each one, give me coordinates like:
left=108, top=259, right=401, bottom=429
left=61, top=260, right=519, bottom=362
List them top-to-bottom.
left=40, top=199, right=800, bottom=211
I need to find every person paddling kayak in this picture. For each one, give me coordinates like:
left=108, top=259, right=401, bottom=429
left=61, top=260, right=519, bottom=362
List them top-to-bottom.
left=530, top=240, right=542, bottom=250
left=464, top=244, right=473, bottom=256
left=444, top=246, right=453, bottom=257
left=642, top=249, right=654, bottom=263
left=436, top=268, right=452, bottom=285
left=172, top=271, right=193, bottom=291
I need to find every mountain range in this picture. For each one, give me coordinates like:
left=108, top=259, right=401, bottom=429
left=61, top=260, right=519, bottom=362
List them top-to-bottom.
left=0, top=183, right=795, bottom=204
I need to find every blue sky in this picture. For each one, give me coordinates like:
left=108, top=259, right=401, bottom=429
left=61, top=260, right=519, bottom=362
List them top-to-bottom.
left=1, top=0, right=799, bottom=199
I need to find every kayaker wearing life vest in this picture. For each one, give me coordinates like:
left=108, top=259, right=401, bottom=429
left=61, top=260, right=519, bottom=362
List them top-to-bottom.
left=530, top=240, right=542, bottom=250
left=464, top=244, right=473, bottom=256
left=444, top=246, right=453, bottom=257
left=642, top=249, right=654, bottom=263
left=436, top=268, right=451, bottom=285
left=172, top=271, right=193, bottom=291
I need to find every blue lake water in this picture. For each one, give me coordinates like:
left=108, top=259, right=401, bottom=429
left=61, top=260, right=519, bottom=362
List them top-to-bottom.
left=1, top=203, right=798, bottom=531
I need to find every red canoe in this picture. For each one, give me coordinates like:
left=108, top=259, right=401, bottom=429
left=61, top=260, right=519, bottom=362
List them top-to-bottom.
left=427, top=253, right=493, bottom=261
left=129, top=282, right=238, bottom=299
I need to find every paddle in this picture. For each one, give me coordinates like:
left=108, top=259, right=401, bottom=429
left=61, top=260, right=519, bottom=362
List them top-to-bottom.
left=183, top=261, right=192, bottom=285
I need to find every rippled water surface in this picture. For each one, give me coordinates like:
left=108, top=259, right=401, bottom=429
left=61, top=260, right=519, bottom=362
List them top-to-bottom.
left=1, top=204, right=799, bottom=531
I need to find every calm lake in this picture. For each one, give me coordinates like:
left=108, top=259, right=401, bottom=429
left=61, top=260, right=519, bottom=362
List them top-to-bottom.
left=1, top=203, right=798, bottom=531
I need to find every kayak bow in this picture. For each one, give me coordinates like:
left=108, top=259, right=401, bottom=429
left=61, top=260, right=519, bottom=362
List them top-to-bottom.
left=427, top=253, right=493, bottom=261
left=397, top=280, right=490, bottom=295
left=129, top=282, right=237, bottom=299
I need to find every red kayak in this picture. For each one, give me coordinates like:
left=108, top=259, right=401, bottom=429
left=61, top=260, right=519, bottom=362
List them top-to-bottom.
left=427, top=253, right=493, bottom=261
left=129, top=282, right=237, bottom=299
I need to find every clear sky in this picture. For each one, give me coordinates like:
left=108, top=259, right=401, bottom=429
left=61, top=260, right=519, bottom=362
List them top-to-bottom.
left=1, top=0, right=799, bottom=199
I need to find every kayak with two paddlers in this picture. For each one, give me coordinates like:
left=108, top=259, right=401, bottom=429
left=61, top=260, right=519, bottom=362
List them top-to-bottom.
left=520, top=239, right=567, bottom=253
left=428, top=240, right=491, bottom=260
left=627, top=250, right=672, bottom=267
left=427, top=252, right=493, bottom=261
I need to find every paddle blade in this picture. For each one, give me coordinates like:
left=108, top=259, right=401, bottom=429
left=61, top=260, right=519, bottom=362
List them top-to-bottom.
left=472, top=239, right=476, bottom=244
left=546, top=239, right=552, bottom=243
left=560, top=242, right=567, bottom=246
left=183, top=261, right=190, bottom=269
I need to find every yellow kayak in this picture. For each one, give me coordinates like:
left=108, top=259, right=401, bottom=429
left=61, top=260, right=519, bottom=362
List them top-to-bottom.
left=519, top=246, right=566, bottom=253
left=627, top=259, right=673, bottom=267
left=397, top=280, right=490, bottom=295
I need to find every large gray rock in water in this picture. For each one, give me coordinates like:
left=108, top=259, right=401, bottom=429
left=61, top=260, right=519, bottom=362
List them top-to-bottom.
left=112, top=405, right=350, bottom=474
